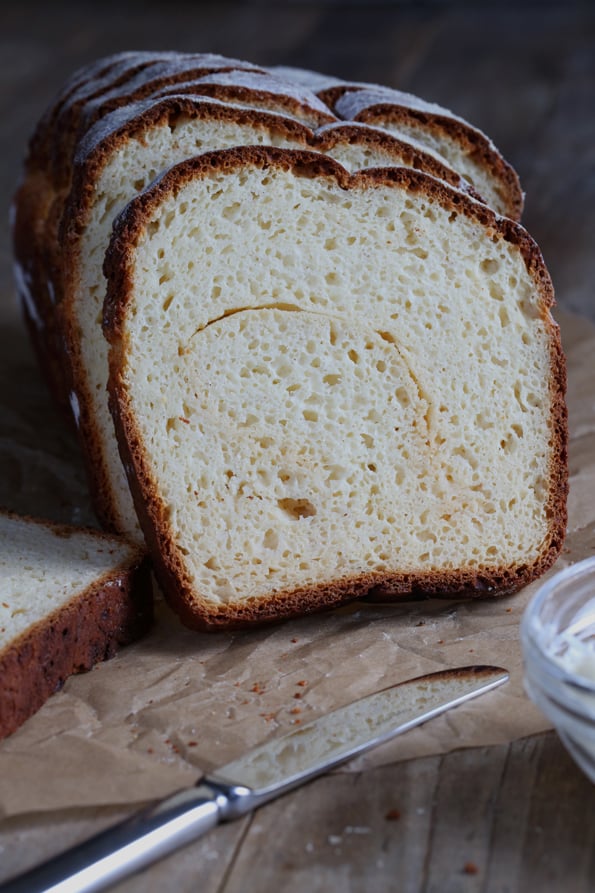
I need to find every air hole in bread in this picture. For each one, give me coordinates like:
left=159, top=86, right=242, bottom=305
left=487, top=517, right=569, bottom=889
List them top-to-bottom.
left=278, top=498, right=317, bottom=520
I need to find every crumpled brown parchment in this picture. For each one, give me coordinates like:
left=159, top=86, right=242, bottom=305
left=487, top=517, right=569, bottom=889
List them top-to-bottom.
left=0, top=307, right=593, bottom=819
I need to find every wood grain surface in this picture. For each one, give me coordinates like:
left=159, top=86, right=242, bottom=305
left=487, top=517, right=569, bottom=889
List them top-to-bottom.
left=1, top=2, right=594, bottom=891
left=1, top=734, right=594, bottom=892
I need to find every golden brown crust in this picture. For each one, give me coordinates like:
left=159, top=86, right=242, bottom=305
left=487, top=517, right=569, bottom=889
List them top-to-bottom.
left=26, top=53, right=160, bottom=172
left=26, top=59, right=115, bottom=171
left=316, top=84, right=361, bottom=109
left=63, top=97, right=316, bottom=241
left=358, top=105, right=523, bottom=220
left=103, top=145, right=568, bottom=631
left=0, top=515, right=152, bottom=738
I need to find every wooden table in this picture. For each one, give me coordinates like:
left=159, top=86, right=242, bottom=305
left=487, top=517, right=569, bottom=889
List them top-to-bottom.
left=1, top=3, right=594, bottom=891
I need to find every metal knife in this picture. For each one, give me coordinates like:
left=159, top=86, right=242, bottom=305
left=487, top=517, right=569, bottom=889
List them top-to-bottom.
left=0, top=664, right=508, bottom=893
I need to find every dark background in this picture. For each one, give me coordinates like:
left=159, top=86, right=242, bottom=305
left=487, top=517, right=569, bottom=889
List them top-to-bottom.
left=1, top=0, right=594, bottom=321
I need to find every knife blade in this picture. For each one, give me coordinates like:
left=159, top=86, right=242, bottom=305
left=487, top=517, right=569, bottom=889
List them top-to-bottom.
left=0, top=664, right=507, bottom=893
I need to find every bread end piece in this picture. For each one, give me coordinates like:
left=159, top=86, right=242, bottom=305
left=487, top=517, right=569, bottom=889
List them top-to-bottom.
left=0, top=513, right=152, bottom=739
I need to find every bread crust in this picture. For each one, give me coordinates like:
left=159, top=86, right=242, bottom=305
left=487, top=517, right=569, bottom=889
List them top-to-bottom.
left=26, top=53, right=151, bottom=170
left=103, top=146, right=568, bottom=630
left=0, top=513, right=153, bottom=737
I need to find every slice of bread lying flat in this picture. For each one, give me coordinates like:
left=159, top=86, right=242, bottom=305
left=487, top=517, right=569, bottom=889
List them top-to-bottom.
left=103, top=147, right=567, bottom=631
left=0, top=511, right=152, bottom=738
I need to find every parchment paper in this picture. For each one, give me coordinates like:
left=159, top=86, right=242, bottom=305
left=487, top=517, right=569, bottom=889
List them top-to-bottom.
left=0, top=307, right=593, bottom=819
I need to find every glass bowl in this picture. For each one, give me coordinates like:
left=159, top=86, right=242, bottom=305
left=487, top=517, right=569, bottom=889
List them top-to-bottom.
left=521, top=556, right=595, bottom=783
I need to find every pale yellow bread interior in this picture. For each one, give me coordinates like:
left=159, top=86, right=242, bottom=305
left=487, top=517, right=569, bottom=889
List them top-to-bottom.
left=104, top=149, right=565, bottom=628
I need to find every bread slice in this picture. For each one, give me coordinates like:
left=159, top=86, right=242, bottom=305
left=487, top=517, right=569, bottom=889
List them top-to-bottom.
left=56, top=95, right=476, bottom=541
left=103, top=147, right=567, bottom=630
left=0, top=511, right=152, bottom=738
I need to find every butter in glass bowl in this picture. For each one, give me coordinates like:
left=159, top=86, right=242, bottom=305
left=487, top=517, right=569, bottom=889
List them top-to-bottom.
left=521, top=556, right=595, bottom=783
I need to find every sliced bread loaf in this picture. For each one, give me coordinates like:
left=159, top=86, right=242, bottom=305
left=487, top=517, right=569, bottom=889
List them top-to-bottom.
left=103, top=147, right=567, bottom=630
left=0, top=511, right=152, bottom=738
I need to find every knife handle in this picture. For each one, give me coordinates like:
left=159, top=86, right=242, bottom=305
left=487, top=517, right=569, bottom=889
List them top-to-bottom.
left=0, top=780, right=251, bottom=893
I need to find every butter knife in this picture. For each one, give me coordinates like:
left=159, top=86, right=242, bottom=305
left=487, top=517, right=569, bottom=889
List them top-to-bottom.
left=0, top=664, right=508, bottom=893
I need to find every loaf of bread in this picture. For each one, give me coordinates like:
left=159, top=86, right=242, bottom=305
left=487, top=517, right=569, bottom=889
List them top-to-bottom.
left=11, top=52, right=567, bottom=632
left=103, top=146, right=567, bottom=630
left=0, top=511, right=152, bottom=738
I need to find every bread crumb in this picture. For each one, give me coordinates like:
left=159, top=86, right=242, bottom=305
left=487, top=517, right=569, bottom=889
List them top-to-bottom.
left=385, top=808, right=401, bottom=821
left=463, top=861, right=479, bottom=875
